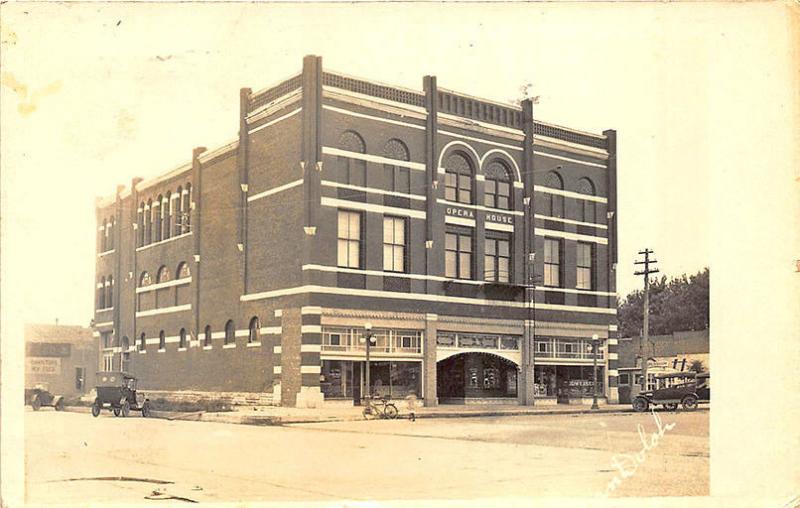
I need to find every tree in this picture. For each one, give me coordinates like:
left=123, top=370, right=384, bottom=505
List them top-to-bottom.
left=618, top=267, right=709, bottom=338
left=689, top=360, right=705, bottom=373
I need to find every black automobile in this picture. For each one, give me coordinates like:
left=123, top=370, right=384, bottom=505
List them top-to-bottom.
left=91, top=371, right=151, bottom=418
left=632, top=371, right=709, bottom=412
left=25, top=386, right=65, bottom=411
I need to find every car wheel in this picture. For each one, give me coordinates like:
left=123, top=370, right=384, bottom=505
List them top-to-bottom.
left=31, top=395, right=41, bottom=411
left=682, top=395, right=698, bottom=411
left=632, top=397, right=649, bottom=412
left=55, top=398, right=65, bottom=411
left=121, top=401, right=130, bottom=418
left=141, top=402, right=151, bottom=418
left=664, top=403, right=679, bottom=411
left=91, top=404, right=101, bottom=417
left=384, top=404, right=399, bottom=419
left=113, top=408, right=121, bottom=417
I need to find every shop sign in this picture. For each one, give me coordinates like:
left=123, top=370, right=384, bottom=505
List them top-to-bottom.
left=445, top=206, right=475, bottom=219
left=484, top=211, right=514, bottom=226
left=26, top=342, right=71, bottom=357
left=26, top=357, right=61, bottom=375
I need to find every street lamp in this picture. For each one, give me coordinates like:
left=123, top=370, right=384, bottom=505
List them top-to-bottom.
left=360, top=322, right=376, bottom=402
left=591, top=334, right=600, bottom=410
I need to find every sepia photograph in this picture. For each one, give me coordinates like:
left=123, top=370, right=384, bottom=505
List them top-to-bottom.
left=1, top=2, right=798, bottom=507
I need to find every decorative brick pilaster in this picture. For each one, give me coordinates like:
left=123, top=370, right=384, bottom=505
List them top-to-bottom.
left=423, top=313, right=438, bottom=407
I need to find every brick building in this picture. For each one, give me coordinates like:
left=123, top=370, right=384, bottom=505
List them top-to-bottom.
left=94, top=55, right=619, bottom=408
left=25, top=323, right=97, bottom=398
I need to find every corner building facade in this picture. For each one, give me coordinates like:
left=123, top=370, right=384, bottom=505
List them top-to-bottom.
left=94, top=55, right=620, bottom=408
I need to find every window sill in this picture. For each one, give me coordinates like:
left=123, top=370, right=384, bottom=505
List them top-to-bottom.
left=135, top=231, right=193, bottom=253
left=98, top=249, right=115, bottom=258
left=96, top=307, right=114, bottom=312
left=246, top=342, right=261, bottom=348
left=223, top=343, right=236, bottom=349
left=203, top=345, right=213, bottom=351
left=157, top=348, right=166, bottom=353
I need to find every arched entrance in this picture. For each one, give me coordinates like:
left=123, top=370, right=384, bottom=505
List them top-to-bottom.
left=437, top=352, right=518, bottom=404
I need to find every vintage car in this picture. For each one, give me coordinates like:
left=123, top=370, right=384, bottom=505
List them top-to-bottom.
left=91, top=371, right=151, bottom=418
left=632, top=371, right=708, bottom=412
left=25, top=386, right=65, bottom=411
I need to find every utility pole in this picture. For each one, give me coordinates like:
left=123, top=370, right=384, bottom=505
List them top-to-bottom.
left=634, top=249, right=659, bottom=394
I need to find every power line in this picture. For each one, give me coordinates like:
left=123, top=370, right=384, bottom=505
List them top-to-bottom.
left=634, top=248, right=659, bottom=394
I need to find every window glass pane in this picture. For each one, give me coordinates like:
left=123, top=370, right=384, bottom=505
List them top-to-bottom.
left=384, top=166, right=395, bottom=191
left=398, top=168, right=410, bottom=194
left=445, top=172, right=457, bottom=186
left=445, top=187, right=457, bottom=201
left=459, top=189, right=471, bottom=203
left=338, top=212, right=348, bottom=238
left=349, top=212, right=360, bottom=240
left=383, top=218, right=393, bottom=243
left=394, top=218, right=405, bottom=242
left=446, top=233, right=457, bottom=250
left=459, top=234, right=472, bottom=252
left=338, top=239, right=348, bottom=267
left=485, top=239, right=496, bottom=255
left=498, top=239, right=509, bottom=257
left=348, top=241, right=360, bottom=268
left=383, top=245, right=393, bottom=271
left=393, top=246, right=405, bottom=272
left=445, top=252, right=457, bottom=278
left=459, top=253, right=472, bottom=279
left=485, top=256, right=495, bottom=281
left=498, top=258, right=510, bottom=282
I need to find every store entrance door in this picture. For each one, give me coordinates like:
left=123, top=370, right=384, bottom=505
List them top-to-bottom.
left=352, top=362, right=362, bottom=405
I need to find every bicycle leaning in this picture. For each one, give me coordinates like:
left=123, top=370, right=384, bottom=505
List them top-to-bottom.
left=362, top=394, right=399, bottom=420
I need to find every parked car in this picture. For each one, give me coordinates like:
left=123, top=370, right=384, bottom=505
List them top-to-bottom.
left=91, top=371, right=151, bottom=417
left=632, top=371, right=707, bottom=412
left=25, top=386, right=65, bottom=411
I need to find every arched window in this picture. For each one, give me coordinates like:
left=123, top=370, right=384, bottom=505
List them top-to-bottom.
left=338, top=131, right=366, bottom=187
left=383, top=139, right=410, bottom=194
left=444, top=152, right=473, bottom=204
left=484, top=160, right=512, bottom=209
left=543, top=172, right=564, bottom=218
left=576, top=178, right=596, bottom=223
left=182, top=184, right=192, bottom=234
left=174, top=186, right=183, bottom=236
left=163, top=192, right=172, bottom=241
left=154, top=195, right=162, bottom=241
left=145, top=199, right=153, bottom=245
left=137, top=203, right=145, bottom=247
left=108, top=217, right=115, bottom=250
left=101, top=218, right=108, bottom=252
left=176, top=262, right=190, bottom=279
left=157, top=266, right=171, bottom=283
left=138, top=271, right=152, bottom=312
left=139, top=271, right=152, bottom=287
left=106, top=275, right=113, bottom=308
left=98, top=276, right=106, bottom=309
left=248, top=317, right=260, bottom=344
left=224, top=320, right=235, bottom=345
left=204, top=325, right=212, bottom=347
left=179, top=328, right=187, bottom=349
left=158, top=330, right=166, bottom=350
left=139, top=332, right=146, bottom=351
left=121, top=336, right=130, bottom=351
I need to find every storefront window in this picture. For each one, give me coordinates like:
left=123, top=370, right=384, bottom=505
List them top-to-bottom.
left=321, top=360, right=354, bottom=399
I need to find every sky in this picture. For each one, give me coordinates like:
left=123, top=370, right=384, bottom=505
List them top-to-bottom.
left=0, top=2, right=790, bottom=327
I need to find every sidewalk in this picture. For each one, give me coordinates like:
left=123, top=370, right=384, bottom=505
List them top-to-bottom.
left=65, top=402, right=638, bottom=425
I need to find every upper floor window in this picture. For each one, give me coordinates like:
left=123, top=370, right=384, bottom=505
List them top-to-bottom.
left=338, top=131, right=366, bottom=187
left=383, top=139, right=410, bottom=194
left=444, top=152, right=473, bottom=204
left=484, top=161, right=512, bottom=210
left=543, top=172, right=564, bottom=218
left=576, top=178, right=596, bottom=223
left=182, top=184, right=192, bottom=234
left=174, top=186, right=184, bottom=236
left=162, top=192, right=172, bottom=241
left=154, top=195, right=163, bottom=241
left=145, top=199, right=153, bottom=245
left=137, top=204, right=145, bottom=247
left=337, top=210, right=362, bottom=269
left=383, top=216, right=406, bottom=273
left=109, top=217, right=115, bottom=250
left=101, top=219, right=108, bottom=252
left=445, top=230, right=473, bottom=280
left=485, top=235, right=511, bottom=283
left=544, top=238, right=561, bottom=287
left=576, top=242, right=594, bottom=290
left=177, top=262, right=190, bottom=279
left=157, top=265, right=171, bottom=284
left=139, top=271, right=152, bottom=287
left=98, top=276, right=106, bottom=309
left=106, top=276, right=113, bottom=308
left=248, top=317, right=260, bottom=344
left=224, top=320, right=235, bottom=345
left=204, top=325, right=212, bottom=347
left=179, top=328, right=187, bottom=349
left=158, top=330, right=166, bottom=350
left=139, top=332, right=146, bottom=351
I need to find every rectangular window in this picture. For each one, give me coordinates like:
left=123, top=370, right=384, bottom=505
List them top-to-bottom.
left=385, top=165, right=410, bottom=194
left=337, top=210, right=362, bottom=269
left=383, top=216, right=406, bottom=272
left=445, top=230, right=473, bottom=279
left=485, top=235, right=511, bottom=282
left=544, top=238, right=561, bottom=287
left=576, top=242, right=594, bottom=290
left=75, top=367, right=85, bottom=391
left=619, top=373, right=630, bottom=385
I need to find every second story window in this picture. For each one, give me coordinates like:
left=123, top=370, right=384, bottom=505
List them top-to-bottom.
left=338, top=131, right=366, bottom=187
left=383, top=139, right=410, bottom=194
left=444, top=152, right=473, bottom=204
left=484, top=161, right=512, bottom=210
left=543, top=172, right=564, bottom=219
left=577, top=178, right=597, bottom=223
left=337, top=210, right=362, bottom=269
left=383, top=216, right=406, bottom=273
left=445, top=230, right=473, bottom=280
left=485, top=235, right=511, bottom=283
left=544, top=238, right=561, bottom=287
left=576, top=242, right=594, bottom=290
